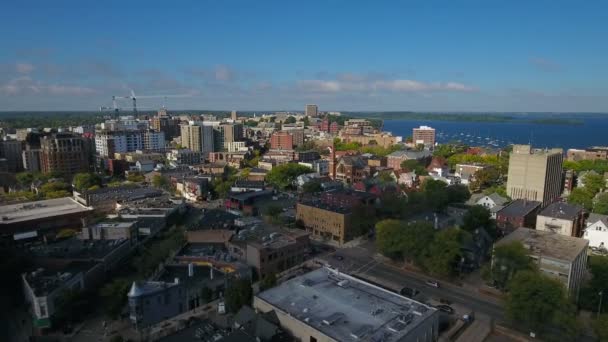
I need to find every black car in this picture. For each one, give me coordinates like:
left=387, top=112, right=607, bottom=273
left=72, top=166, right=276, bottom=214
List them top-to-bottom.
left=332, top=254, right=344, bottom=261
left=399, top=287, right=419, bottom=298
left=436, top=305, right=454, bottom=314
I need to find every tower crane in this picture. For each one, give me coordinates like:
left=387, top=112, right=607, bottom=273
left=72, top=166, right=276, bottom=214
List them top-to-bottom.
left=100, top=90, right=190, bottom=117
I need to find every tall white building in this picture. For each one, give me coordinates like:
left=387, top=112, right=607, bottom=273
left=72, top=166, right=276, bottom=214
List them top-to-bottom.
left=95, top=131, right=144, bottom=157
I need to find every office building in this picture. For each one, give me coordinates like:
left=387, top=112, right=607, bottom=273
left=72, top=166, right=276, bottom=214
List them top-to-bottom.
left=305, top=104, right=318, bottom=117
left=231, top=110, right=238, bottom=121
left=150, top=116, right=180, bottom=140
left=180, top=122, right=214, bottom=156
left=220, top=123, right=244, bottom=144
left=413, top=125, right=436, bottom=146
left=40, top=134, right=89, bottom=175
left=0, top=139, right=24, bottom=172
left=506, top=145, right=563, bottom=206
left=566, top=147, right=608, bottom=161
left=166, top=149, right=203, bottom=165
left=535, top=202, right=585, bottom=237
left=493, top=227, right=588, bottom=300
left=254, top=267, right=439, bottom=342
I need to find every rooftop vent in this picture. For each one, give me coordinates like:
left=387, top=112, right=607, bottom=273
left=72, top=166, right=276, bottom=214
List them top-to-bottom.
left=337, top=279, right=349, bottom=287
left=322, top=312, right=345, bottom=326
left=350, top=325, right=373, bottom=339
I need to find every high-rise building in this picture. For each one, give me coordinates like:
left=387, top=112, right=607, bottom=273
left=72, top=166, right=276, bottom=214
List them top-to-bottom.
left=305, top=104, right=318, bottom=117
left=231, top=110, right=237, bottom=121
left=150, top=116, right=180, bottom=140
left=180, top=122, right=214, bottom=156
left=220, top=123, right=244, bottom=144
left=412, top=125, right=436, bottom=146
left=142, top=130, right=166, bottom=151
left=95, top=131, right=144, bottom=157
left=270, top=131, right=294, bottom=150
left=40, top=134, right=89, bottom=175
left=0, top=139, right=24, bottom=172
left=506, top=144, right=563, bottom=206
left=22, top=149, right=42, bottom=172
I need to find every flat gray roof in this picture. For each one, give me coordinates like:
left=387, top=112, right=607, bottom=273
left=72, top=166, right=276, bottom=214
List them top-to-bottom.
left=0, top=197, right=92, bottom=224
left=495, top=227, right=588, bottom=261
left=256, top=267, right=437, bottom=342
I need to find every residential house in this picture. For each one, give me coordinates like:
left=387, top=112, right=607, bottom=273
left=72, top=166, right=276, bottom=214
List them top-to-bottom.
left=495, top=199, right=541, bottom=233
left=536, top=202, right=585, bottom=237
left=583, top=213, right=608, bottom=250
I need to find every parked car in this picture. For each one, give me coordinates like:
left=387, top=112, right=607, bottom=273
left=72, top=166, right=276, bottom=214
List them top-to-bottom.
left=425, top=280, right=440, bottom=288
left=399, top=287, right=419, bottom=298
left=436, top=305, right=454, bottom=314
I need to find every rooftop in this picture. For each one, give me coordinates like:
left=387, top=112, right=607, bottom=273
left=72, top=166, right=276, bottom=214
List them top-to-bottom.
left=85, top=186, right=164, bottom=202
left=228, top=189, right=274, bottom=202
left=0, top=197, right=92, bottom=224
left=497, top=199, right=541, bottom=218
left=538, top=202, right=583, bottom=220
left=190, top=209, right=239, bottom=231
left=231, top=223, right=307, bottom=250
left=495, top=227, right=588, bottom=261
left=28, top=237, right=130, bottom=260
left=25, top=261, right=98, bottom=296
left=157, top=264, right=226, bottom=288
left=256, top=267, right=437, bottom=342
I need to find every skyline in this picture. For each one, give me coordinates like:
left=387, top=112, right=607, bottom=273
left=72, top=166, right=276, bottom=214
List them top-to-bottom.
left=1, top=1, right=607, bottom=112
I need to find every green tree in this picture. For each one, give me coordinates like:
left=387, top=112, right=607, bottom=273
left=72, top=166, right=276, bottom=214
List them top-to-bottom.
left=284, top=116, right=296, bottom=124
left=302, top=116, right=310, bottom=127
left=400, top=160, right=428, bottom=175
left=266, top=163, right=312, bottom=189
left=470, top=167, right=501, bottom=190
left=16, top=172, right=34, bottom=186
left=72, top=172, right=101, bottom=191
left=127, top=172, right=145, bottom=183
left=584, top=172, right=606, bottom=195
left=152, top=174, right=170, bottom=189
left=302, top=179, right=322, bottom=193
left=422, top=179, right=449, bottom=211
left=446, top=184, right=471, bottom=203
left=568, top=188, right=594, bottom=210
left=45, top=190, right=72, bottom=199
left=594, top=192, right=608, bottom=215
left=264, top=205, right=283, bottom=222
left=462, top=205, right=496, bottom=237
left=376, top=219, right=408, bottom=259
left=423, top=228, right=465, bottom=278
left=490, top=241, right=534, bottom=289
left=579, top=256, right=608, bottom=313
left=505, top=271, right=570, bottom=336
left=260, top=273, right=277, bottom=291
left=100, top=279, right=131, bottom=319
left=225, top=279, right=253, bottom=313
left=200, top=286, right=213, bottom=303
left=52, top=289, right=89, bottom=326
left=593, top=314, right=608, bottom=342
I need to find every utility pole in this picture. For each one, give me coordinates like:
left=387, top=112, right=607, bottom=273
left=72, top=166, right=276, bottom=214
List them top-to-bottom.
left=598, top=290, right=604, bottom=319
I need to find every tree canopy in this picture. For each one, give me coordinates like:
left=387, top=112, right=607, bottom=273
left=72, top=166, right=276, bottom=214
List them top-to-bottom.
left=266, top=163, right=311, bottom=189
left=72, top=172, right=102, bottom=191
left=462, top=205, right=496, bottom=237
left=375, top=220, right=435, bottom=263
left=423, top=228, right=467, bottom=278
left=490, top=241, right=534, bottom=289
left=506, top=271, right=577, bottom=338
left=225, top=279, right=253, bottom=313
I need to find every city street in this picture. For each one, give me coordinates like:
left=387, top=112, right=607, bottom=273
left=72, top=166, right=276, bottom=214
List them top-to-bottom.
left=318, top=243, right=505, bottom=321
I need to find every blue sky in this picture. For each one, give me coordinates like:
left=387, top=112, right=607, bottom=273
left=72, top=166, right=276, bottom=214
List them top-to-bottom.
left=1, top=1, right=607, bottom=112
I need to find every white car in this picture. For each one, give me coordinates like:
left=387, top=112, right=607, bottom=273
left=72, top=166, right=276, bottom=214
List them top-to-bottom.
left=425, top=280, right=440, bottom=288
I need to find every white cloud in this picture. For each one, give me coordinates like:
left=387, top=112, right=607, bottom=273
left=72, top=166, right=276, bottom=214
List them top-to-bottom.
left=529, top=57, right=561, bottom=72
left=16, top=63, right=34, bottom=74
left=296, top=74, right=477, bottom=94
left=0, top=76, right=96, bottom=96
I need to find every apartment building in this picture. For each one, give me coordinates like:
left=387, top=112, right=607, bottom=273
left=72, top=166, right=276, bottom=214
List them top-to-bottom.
left=180, top=122, right=214, bottom=156
left=413, top=125, right=436, bottom=146
left=40, top=134, right=89, bottom=175
left=506, top=144, right=563, bottom=206
left=535, top=202, right=585, bottom=237
left=493, top=227, right=588, bottom=300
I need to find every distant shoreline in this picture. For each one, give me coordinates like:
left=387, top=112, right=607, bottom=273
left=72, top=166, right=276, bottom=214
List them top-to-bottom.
left=347, top=112, right=585, bottom=125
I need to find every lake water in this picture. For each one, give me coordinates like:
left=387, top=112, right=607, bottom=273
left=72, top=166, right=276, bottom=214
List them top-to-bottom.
left=382, top=117, right=608, bottom=150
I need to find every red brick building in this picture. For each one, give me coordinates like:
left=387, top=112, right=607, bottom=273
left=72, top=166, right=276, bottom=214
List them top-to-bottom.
left=270, top=131, right=294, bottom=150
